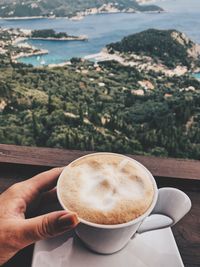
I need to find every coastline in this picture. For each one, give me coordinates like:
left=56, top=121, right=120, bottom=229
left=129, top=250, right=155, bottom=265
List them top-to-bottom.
left=0, top=8, right=167, bottom=66
left=0, top=9, right=164, bottom=22
left=69, top=9, right=164, bottom=21
left=0, top=16, right=57, bottom=20
left=0, top=26, right=88, bottom=63
left=30, top=35, right=88, bottom=41
left=12, top=49, right=49, bottom=60
left=83, top=49, right=189, bottom=77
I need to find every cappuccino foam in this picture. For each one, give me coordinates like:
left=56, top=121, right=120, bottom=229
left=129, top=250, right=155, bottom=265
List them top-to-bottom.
left=58, top=154, right=154, bottom=225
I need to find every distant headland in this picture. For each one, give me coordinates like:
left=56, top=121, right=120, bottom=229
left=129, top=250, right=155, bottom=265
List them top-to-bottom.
left=0, top=0, right=163, bottom=20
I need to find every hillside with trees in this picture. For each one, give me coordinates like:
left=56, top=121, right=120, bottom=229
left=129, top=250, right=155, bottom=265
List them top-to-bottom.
left=0, top=29, right=200, bottom=159
left=31, top=29, right=84, bottom=40
left=32, top=29, right=70, bottom=39
left=107, top=29, right=200, bottom=69
left=0, top=56, right=199, bottom=159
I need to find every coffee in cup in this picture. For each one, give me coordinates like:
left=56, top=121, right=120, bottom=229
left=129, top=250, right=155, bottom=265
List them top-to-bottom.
left=57, top=152, right=191, bottom=254
left=57, top=153, right=154, bottom=225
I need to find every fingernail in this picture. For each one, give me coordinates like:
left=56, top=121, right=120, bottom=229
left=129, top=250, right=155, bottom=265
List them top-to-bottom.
left=57, top=213, right=79, bottom=229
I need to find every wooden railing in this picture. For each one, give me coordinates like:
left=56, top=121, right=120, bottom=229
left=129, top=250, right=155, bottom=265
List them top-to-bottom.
left=0, top=144, right=199, bottom=180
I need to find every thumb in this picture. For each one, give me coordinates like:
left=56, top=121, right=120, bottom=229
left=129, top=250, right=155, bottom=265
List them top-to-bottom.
left=20, top=211, right=79, bottom=247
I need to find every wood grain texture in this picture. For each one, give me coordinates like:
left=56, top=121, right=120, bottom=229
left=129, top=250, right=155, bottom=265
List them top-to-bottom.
left=0, top=144, right=199, bottom=180
left=172, top=191, right=200, bottom=267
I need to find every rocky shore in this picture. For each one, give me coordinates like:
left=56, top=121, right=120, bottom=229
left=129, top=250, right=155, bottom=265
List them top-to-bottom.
left=69, top=3, right=163, bottom=21
left=0, top=27, right=88, bottom=63
left=12, top=49, right=48, bottom=61
left=84, top=49, right=188, bottom=77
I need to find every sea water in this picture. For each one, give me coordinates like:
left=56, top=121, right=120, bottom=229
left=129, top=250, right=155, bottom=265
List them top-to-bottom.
left=0, top=0, right=199, bottom=66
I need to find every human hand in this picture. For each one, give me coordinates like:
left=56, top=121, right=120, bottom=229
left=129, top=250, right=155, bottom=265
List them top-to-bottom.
left=0, top=168, right=79, bottom=265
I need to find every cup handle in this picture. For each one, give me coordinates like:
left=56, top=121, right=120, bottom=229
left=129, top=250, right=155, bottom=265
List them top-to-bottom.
left=136, top=187, right=192, bottom=234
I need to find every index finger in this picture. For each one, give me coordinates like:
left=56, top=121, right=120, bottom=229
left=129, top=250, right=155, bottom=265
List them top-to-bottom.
left=27, top=167, right=64, bottom=194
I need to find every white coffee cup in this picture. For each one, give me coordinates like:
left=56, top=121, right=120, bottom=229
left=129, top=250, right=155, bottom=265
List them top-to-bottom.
left=57, top=153, right=191, bottom=254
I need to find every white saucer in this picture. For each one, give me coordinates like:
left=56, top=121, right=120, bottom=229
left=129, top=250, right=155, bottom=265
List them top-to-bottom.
left=31, top=228, right=184, bottom=267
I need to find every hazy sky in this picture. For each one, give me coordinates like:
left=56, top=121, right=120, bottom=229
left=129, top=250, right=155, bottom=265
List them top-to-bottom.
left=154, top=0, right=200, bottom=12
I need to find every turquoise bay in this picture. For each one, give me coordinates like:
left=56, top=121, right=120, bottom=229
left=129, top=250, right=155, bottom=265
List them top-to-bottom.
left=0, top=0, right=200, bottom=66
left=193, top=73, right=200, bottom=80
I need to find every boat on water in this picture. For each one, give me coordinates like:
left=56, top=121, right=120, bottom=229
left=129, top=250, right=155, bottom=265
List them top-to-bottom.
left=40, top=59, right=46, bottom=65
